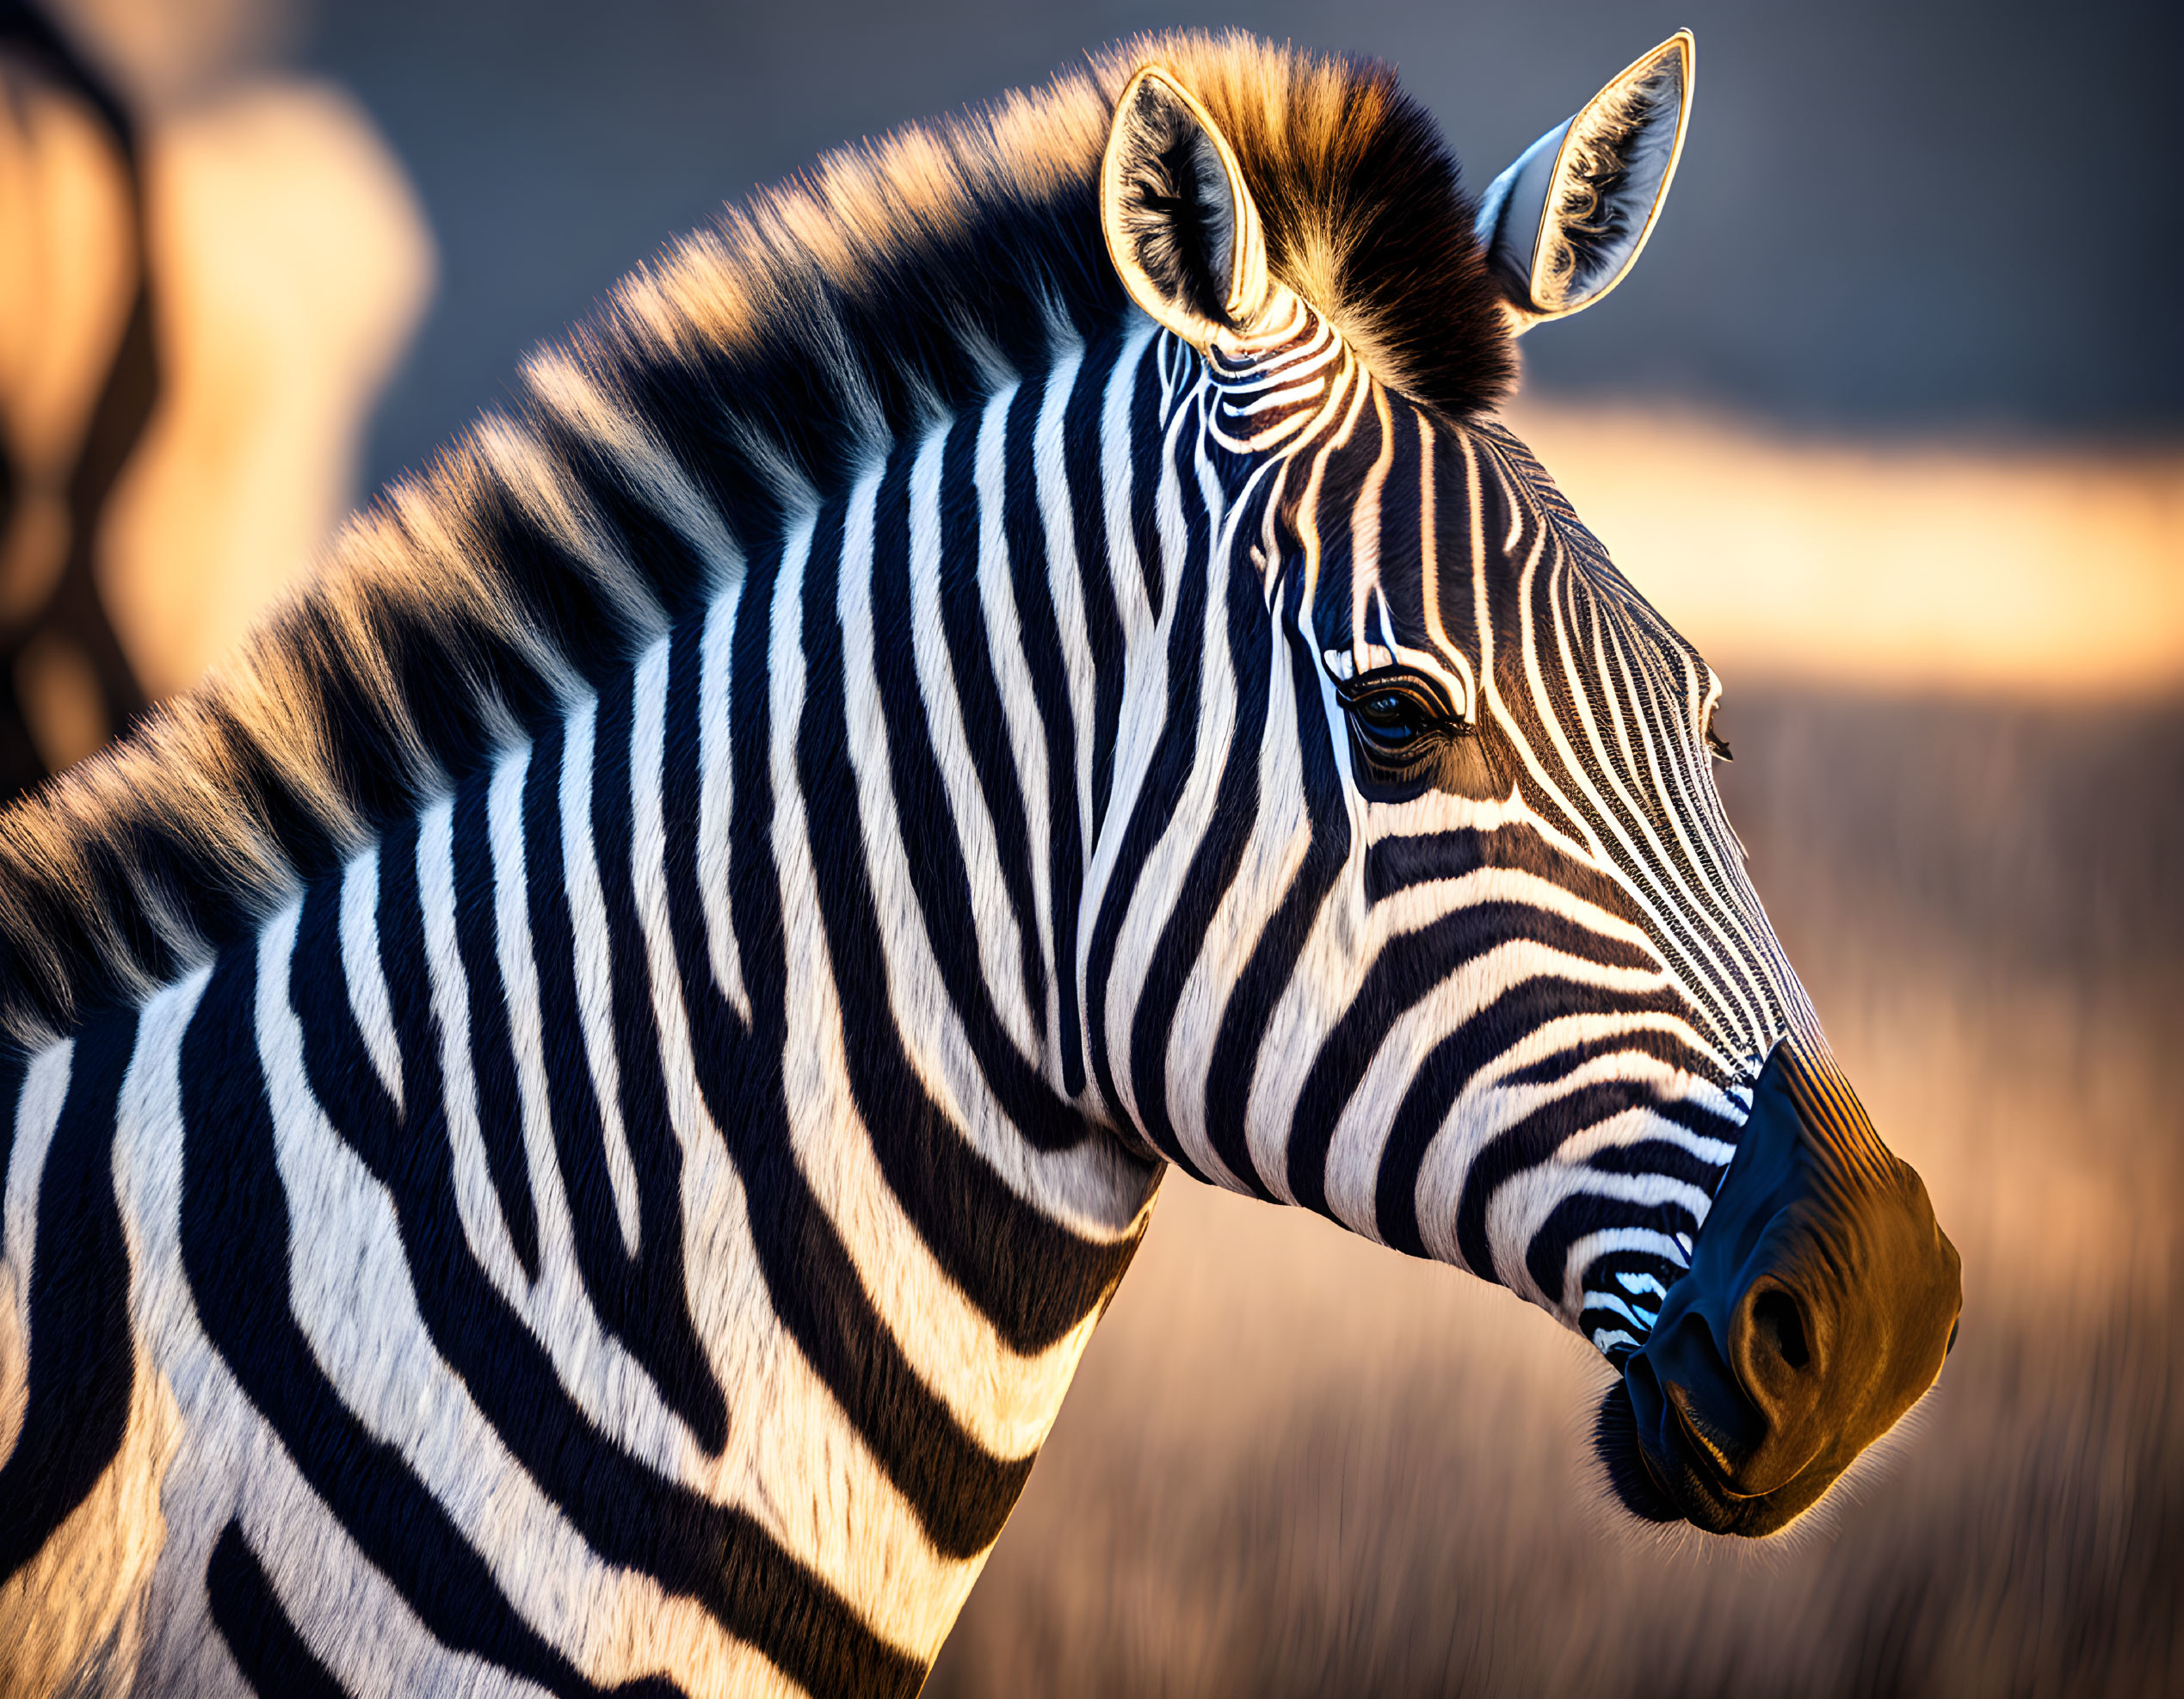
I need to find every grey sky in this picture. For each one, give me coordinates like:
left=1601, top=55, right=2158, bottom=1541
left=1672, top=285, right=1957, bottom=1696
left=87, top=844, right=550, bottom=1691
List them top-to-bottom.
left=299, top=0, right=2179, bottom=490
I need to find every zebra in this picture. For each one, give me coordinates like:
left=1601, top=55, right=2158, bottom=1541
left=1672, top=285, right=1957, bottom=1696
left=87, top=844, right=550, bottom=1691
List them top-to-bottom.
left=0, top=28, right=1962, bottom=1698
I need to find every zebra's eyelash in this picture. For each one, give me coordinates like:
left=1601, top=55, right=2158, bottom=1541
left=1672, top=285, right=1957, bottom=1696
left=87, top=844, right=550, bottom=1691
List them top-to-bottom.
left=1336, top=668, right=1459, bottom=720
left=1336, top=669, right=1465, bottom=733
left=1705, top=706, right=1734, bottom=762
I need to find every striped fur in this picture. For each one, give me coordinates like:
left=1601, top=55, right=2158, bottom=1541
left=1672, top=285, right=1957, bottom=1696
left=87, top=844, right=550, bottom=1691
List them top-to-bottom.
left=0, top=30, right=1879, bottom=1699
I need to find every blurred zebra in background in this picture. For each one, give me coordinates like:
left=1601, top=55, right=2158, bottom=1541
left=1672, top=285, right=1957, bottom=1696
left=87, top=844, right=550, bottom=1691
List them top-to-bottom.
left=0, top=0, right=430, bottom=797
left=0, top=0, right=157, bottom=793
left=0, top=29, right=1957, bottom=1697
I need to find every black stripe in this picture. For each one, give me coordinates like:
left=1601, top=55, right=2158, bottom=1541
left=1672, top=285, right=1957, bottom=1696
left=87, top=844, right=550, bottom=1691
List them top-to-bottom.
left=1067, top=342, right=1126, bottom=839
left=1125, top=346, right=1166, bottom=618
left=1002, top=374, right=1088, bottom=1099
left=1082, top=384, right=1217, bottom=1146
left=1373, top=401, right=1427, bottom=630
left=937, top=404, right=1047, bottom=1026
left=1126, top=408, right=1270, bottom=1180
left=1423, top=419, right=1484, bottom=661
left=1305, top=423, right=1364, bottom=659
left=866, top=432, right=1093, bottom=1155
left=1457, top=464, right=1592, bottom=848
left=665, top=544, right=1040, bottom=1575
left=699, top=553, right=1040, bottom=1554
left=1201, top=590, right=1349, bottom=1197
left=585, top=667, right=730, bottom=1450
left=515, top=716, right=726, bottom=1447
left=448, top=770, right=541, bottom=1279
left=1363, top=825, right=1642, bottom=923
left=1285, top=904, right=1663, bottom=1218
left=1370, top=981, right=1686, bottom=1257
left=0, top=1009, right=138, bottom=1584
left=1500, top=1027, right=1723, bottom=1090
left=0, top=1042, right=32, bottom=1257
left=699, top=1058, right=1034, bottom=1566
left=1453, top=1079, right=1730, bottom=1284
left=1583, top=1137, right=1730, bottom=1188
left=1525, top=1187, right=1708, bottom=1311
left=1576, top=1246, right=1688, bottom=1353
left=1578, top=1306, right=1645, bottom=1353
left=206, top=1520, right=350, bottom=1699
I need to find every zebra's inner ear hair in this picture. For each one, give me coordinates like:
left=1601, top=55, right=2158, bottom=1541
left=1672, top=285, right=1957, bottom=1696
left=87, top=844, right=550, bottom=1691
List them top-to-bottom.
left=1472, top=30, right=1694, bottom=334
left=1101, top=65, right=1270, bottom=350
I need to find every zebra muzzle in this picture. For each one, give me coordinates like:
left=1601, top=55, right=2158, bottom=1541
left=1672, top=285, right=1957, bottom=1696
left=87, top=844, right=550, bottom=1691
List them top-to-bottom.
left=1598, top=1041, right=1962, bottom=1536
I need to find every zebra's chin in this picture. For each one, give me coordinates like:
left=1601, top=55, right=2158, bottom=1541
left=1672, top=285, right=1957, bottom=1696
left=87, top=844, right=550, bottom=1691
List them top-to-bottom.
left=1592, top=1376, right=1824, bottom=1538
left=1592, top=1379, right=1690, bottom=1527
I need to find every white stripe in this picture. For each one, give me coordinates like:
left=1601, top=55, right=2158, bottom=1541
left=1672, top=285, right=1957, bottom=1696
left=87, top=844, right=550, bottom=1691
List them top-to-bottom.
left=1030, top=343, right=1100, bottom=1096
left=973, top=385, right=1059, bottom=1057
left=905, top=423, right=1038, bottom=1056
left=1161, top=565, right=1311, bottom=1189
left=696, top=584, right=751, bottom=1022
left=559, top=697, right=645, bottom=1258
left=478, top=738, right=718, bottom=1479
left=416, top=794, right=534, bottom=1307
left=340, top=846, right=403, bottom=1114
left=1317, top=942, right=1684, bottom=1240
left=0, top=1041, right=73, bottom=1467
left=1490, top=1149, right=1716, bottom=1310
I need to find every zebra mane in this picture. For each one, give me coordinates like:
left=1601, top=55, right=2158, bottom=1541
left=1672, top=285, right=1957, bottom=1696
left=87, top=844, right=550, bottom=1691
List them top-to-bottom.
left=0, top=28, right=1513, bottom=1044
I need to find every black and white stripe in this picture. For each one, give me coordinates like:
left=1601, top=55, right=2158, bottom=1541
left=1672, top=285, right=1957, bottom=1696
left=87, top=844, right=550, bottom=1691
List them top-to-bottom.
left=0, top=34, right=1853, bottom=1696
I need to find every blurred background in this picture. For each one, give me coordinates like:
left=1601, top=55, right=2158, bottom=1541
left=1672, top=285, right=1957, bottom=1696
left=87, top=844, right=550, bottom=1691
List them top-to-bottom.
left=3, top=1, right=2176, bottom=1693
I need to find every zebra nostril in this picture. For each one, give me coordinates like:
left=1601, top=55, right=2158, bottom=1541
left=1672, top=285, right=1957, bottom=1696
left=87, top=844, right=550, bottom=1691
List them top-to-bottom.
left=1730, top=1281, right=1823, bottom=1433
left=1751, top=1288, right=1810, bottom=1371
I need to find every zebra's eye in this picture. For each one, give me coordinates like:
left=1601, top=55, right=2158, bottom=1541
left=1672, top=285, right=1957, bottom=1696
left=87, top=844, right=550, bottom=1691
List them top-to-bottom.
left=1337, top=670, right=1461, bottom=800
left=1351, top=689, right=1429, bottom=752
left=1706, top=711, right=1733, bottom=763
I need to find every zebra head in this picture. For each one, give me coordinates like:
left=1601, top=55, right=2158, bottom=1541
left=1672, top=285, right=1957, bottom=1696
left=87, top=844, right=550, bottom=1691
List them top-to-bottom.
left=1092, top=38, right=1960, bottom=1537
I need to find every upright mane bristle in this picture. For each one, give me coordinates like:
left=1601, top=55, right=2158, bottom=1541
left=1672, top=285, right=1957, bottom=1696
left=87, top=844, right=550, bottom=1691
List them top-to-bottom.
left=0, top=29, right=1512, bottom=1045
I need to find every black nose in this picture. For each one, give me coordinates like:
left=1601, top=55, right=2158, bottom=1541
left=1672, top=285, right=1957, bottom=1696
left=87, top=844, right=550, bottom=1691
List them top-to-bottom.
left=1598, top=1041, right=1961, bottom=1535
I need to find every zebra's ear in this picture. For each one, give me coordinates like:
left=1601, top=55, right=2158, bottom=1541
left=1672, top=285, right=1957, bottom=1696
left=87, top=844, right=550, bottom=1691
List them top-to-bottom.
left=1472, top=30, right=1694, bottom=335
left=1101, top=65, right=1271, bottom=349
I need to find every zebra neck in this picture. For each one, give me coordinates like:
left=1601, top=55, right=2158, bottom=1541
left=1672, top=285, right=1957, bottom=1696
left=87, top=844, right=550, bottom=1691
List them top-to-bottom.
left=630, top=376, right=1167, bottom=1641
left=24, top=419, right=1170, bottom=1693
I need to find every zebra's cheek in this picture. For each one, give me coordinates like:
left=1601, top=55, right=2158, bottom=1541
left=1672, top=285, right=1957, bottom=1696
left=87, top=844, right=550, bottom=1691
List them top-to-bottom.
left=1428, top=734, right=1502, bottom=802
